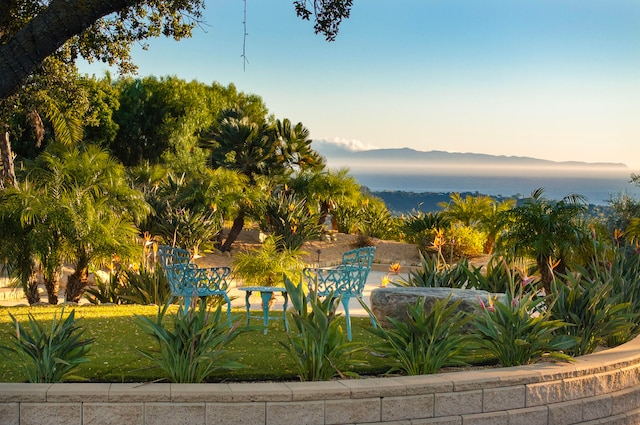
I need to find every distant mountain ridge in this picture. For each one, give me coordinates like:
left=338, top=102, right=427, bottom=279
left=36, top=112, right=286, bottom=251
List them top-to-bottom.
left=312, top=142, right=628, bottom=169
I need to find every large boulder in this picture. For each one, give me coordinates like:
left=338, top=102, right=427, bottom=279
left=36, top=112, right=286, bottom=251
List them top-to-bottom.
left=370, top=287, right=506, bottom=331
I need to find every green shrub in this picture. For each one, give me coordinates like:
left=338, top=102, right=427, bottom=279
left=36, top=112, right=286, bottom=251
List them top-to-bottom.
left=259, top=193, right=321, bottom=251
left=358, top=198, right=397, bottom=240
left=400, top=211, right=450, bottom=248
left=448, top=225, right=485, bottom=259
left=232, top=236, right=305, bottom=287
left=399, top=252, right=467, bottom=288
left=463, top=256, right=532, bottom=294
left=120, top=267, right=172, bottom=306
left=85, top=271, right=127, bottom=305
left=282, top=277, right=364, bottom=381
left=473, top=288, right=576, bottom=367
left=365, top=296, right=475, bottom=375
left=135, top=301, right=248, bottom=383
left=0, top=308, right=94, bottom=383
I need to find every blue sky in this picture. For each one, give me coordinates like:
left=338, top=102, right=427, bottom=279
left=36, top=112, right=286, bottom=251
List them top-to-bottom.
left=80, top=0, right=640, bottom=170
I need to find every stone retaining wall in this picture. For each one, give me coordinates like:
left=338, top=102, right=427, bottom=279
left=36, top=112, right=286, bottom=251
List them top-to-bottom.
left=2, top=336, right=640, bottom=425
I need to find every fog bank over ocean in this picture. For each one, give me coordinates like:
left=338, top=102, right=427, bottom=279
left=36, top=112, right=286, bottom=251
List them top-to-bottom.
left=314, top=142, right=640, bottom=205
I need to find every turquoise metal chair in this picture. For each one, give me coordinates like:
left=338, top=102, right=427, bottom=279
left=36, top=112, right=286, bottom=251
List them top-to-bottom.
left=156, top=245, right=232, bottom=319
left=302, top=246, right=377, bottom=340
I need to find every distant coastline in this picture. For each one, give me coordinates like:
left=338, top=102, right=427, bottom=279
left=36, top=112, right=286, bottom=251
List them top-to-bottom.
left=313, top=143, right=640, bottom=208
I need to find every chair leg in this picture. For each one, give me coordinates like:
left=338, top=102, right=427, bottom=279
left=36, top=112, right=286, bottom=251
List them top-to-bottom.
left=223, top=294, right=232, bottom=327
left=183, top=296, right=191, bottom=313
left=341, top=297, right=353, bottom=341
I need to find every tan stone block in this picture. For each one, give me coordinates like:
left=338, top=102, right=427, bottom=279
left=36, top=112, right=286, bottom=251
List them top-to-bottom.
left=525, top=361, right=579, bottom=381
left=496, top=367, right=543, bottom=386
left=592, top=369, right=632, bottom=396
left=439, top=370, right=501, bottom=392
left=399, top=374, right=454, bottom=396
left=563, top=375, right=596, bottom=401
left=340, top=377, right=406, bottom=398
left=526, top=380, right=564, bottom=407
left=285, top=381, right=350, bottom=401
left=228, top=382, right=291, bottom=402
left=46, top=383, right=110, bottom=402
left=108, top=383, right=170, bottom=402
left=170, top=383, right=233, bottom=402
left=0, top=384, right=50, bottom=402
left=482, top=385, right=525, bottom=412
left=612, top=386, right=640, bottom=415
left=434, top=390, right=482, bottom=417
left=381, top=394, right=434, bottom=421
left=582, top=394, right=613, bottom=421
left=324, top=397, right=380, bottom=425
left=547, top=399, right=583, bottom=425
left=266, top=400, right=324, bottom=425
left=206, top=401, right=265, bottom=425
left=20, top=402, right=80, bottom=425
left=82, top=402, right=143, bottom=425
left=145, top=402, right=205, bottom=425
left=0, top=403, right=19, bottom=425
left=507, top=406, right=548, bottom=425
left=625, top=406, right=640, bottom=424
left=460, top=411, right=508, bottom=425
left=412, top=417, right=461, bottom=425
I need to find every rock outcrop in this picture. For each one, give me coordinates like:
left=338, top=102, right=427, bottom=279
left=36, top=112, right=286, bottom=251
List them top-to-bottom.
left=370, top=286, right=506, bottom=330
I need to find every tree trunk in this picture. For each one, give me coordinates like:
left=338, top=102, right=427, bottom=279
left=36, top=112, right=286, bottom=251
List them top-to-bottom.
left=0, top=0, right=132, bottom=99
left=0, top=132, right=16, bottom=188
left=317, top=202, right=330, bottom=226
left=220, top=208, right=246, bottom=252
left=66, top=254, right=90, bottom=303
left=537, top=256, right=553, bottom=297
left=44, top=271, right=60, bottom=305
left=25, top=274, right=41, bottom=305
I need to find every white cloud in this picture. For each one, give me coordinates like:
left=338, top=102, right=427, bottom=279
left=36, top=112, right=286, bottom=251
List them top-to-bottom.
left=314, top=137, right=378, bottom=152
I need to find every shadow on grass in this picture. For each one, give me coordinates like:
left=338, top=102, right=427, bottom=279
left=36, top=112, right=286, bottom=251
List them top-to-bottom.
left=0, top=305, right=389, bottom=383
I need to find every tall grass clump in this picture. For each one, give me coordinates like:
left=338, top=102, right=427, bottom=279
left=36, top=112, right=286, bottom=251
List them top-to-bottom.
left=0, top=308, right=94, bottom=383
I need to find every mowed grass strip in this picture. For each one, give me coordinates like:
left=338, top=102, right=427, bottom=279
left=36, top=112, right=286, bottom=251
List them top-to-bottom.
left=0, top=305, right=389, bottom=383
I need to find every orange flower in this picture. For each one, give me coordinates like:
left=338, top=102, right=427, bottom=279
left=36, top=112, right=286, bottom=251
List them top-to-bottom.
left=389, top=263, right=401, bottom=274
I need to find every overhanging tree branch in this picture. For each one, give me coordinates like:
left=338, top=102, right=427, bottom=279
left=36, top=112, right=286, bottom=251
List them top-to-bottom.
left=0, top=0, right=131, bottom=99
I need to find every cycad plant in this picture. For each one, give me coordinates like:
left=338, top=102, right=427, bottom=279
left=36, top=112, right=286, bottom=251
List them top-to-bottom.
left=282, top=276, right=364, bottom=381
left=364, top=296, right=475, bottom=375
left=135, top=301, right=248, bottom=383
left=0, top=308, right=93, bottom=383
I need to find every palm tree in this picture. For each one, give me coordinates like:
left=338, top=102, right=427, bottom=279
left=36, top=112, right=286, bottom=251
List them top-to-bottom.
left=200, top=109, right=325, bottom=251
left=22, top=145, right=149, bottom=303
left=311, top=168, right=361, bottom=227
left=495, top=188, right=588, bottom=295
left=438, top=193, right=495, bottom=227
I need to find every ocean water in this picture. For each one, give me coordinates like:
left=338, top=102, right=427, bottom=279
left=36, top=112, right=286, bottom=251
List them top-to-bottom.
left=350, top=168, right=640, bottom=206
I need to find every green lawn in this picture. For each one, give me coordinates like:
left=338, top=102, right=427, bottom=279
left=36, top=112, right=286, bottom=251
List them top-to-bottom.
left=0, top=304, right=390, bottom=383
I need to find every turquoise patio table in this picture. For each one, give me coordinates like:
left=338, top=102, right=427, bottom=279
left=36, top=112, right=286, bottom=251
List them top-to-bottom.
left=238, top=286, right=289, bottom=334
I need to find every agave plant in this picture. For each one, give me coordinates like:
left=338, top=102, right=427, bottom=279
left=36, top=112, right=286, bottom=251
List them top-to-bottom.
left=551, top=266, right=637, bottom=356
left=282, top=276, right=365, bottom=381
left=473, top=287, right=576, bottom=367
left=364, top=296, right=475, bottom=375
left=135, top=301, right=248, bottom=383
left=0, top=308, right=94, bottom=383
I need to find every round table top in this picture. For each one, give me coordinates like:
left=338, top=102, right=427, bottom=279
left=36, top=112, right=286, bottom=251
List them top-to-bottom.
left=237, top=286, right=286, bottom=293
